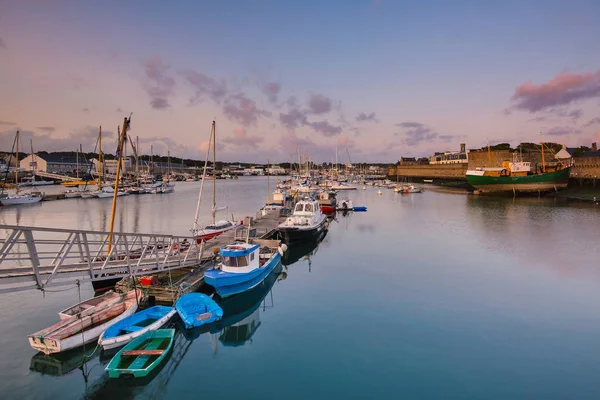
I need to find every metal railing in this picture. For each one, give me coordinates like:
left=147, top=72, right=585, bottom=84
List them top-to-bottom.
left=0, top=224, right=204, bottom=293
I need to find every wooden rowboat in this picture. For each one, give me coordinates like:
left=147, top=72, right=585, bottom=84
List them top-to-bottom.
left=28, top=290, right=140, bottom=354
left=58, top=290, right=123, bottom=320
left=106, top=329, right=175, bottom=378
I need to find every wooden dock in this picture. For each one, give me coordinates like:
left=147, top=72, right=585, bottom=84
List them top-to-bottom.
left=115, top=210, right=289, bottom=304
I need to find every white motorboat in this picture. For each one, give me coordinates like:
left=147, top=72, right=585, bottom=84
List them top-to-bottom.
left=1, top=193, right=42, bottom=206
left=277, top=199, right=328, bottom=243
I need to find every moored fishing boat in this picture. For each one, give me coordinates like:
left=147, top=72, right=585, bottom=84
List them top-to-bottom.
left=0, top=131, right=43, bottom=206
left=466, top=144, right=571, bottom=194
left=276, top=199, right=328, bottom=243
left=204, top=242, right=284, bottom=298
left=28, top=290, right=140, bottom=354
left=175, top=293, right=223, bottom=329
left=99, top=305, right=176, bottom=350
left=106, top=329, right=174, bottom=379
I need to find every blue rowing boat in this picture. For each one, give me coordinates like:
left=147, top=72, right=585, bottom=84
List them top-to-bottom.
left=204, top=242, right=282, bottom=298
left=175, top=293, right=223, bottom=329
left=99, top=305, right=176, bottom=350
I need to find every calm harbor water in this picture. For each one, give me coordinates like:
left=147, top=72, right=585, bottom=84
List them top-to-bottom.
left=1, top=178, right=600, bottom=399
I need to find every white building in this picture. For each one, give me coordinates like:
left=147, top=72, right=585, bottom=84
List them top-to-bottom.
left=428, top=143, right=469, bottom=164
left=19, top=154, right=86, bottom=174
left=91, top=158, right=132, bottom=175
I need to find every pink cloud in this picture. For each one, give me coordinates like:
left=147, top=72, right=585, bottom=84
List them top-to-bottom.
left=511, top=70, right=600, bottom=113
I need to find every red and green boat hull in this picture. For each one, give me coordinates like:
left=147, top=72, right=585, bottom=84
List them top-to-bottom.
left=466, top=167, right=571, bottom=194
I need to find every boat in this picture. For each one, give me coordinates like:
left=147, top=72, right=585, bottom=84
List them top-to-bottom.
left=193, top=121, right=237, bottom=243
left=0, top=131, right=43, bottom=206
left=466, top=143, right=571, bottom=194
left=423, top=179, right=433, bottom=183
left=394, top=184, right=422, bottom=193
left=96, top=186, right=125, bottom=198
left=316, top=190, right=337, bottom=214
left=334, top=197, right=367, bottom=212
left=276, top=199, right=328, bottom=243
left=204, top=241, right=283, bottom=298
left=28, top=290, right=139, bottom=354
left=58, top=290, right=123, bottom=320
left=175, top=293, right=223, bottom=329
left=99, top=305, right=177, bottom=350
left=106, top=329, right=174, bottom=379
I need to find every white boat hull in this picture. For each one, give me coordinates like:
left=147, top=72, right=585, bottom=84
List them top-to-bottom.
left=0, top=195, right=42, bottom=206
left=29, top=302, right=138, bottom=354
left=98, top=308, right=176, bottom=350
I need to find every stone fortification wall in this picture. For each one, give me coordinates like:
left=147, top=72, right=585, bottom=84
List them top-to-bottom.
left=572, top=156, right=600, bottom=179
left=388, top=164, right=468, bottom=179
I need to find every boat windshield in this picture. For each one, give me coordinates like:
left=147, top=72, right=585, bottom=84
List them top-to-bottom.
left=304, top=203, right=313, bottom=212
left=295, top=204, right=304, bottom=212
left=223, top=256, right=249, bottom=268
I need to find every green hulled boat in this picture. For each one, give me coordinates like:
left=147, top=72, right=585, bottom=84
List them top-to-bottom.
left=466, top=166, right=571, bottom=194
left=106, top=329, right=174, bottom=379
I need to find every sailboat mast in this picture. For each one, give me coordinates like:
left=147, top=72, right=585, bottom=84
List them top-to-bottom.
left=108, top=117, right=129, bottom=253
left=212, top=120, right=216, bottom=225
left=193, top=122, right=214, bottom=231
left=98, top=126, right=103, bottom=189
left=15, top=131, right=19, bottom=192
left=30, top=138, right=36, bottom=185
left=487, top=141, right=492, bottom=167
left=76, top=144, right=80, bottom=180
left=267, top=159, right=270, bottom=204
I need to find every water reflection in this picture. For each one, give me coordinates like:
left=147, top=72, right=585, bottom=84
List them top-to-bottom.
left=282, top=229, right=328, bottom=267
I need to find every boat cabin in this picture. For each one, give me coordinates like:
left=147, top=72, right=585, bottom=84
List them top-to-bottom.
left=293, top=200, right=320, bottom=216
left=207, top=220, right=234, bottom=230
left=220, top=243, right=261, bottom=273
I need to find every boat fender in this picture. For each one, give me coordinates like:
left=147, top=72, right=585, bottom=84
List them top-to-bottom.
left=278, top=243, right=288, bottom=256
left=212, top=247, right=220, bottom=255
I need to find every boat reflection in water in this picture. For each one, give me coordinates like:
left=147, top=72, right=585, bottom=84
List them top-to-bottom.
left=282, top=228, right=328, bottom=267
left=30, top=346, right=101, bottom=377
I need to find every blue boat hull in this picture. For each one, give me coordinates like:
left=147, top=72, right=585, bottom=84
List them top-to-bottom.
left=205, top=252, right=281, bottom=298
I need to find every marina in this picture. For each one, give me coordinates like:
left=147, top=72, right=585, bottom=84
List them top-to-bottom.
left=2, top=1, right=600, bottom=398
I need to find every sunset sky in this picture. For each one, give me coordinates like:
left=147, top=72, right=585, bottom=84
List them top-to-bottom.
left=1, top=0, right=599, bottom=163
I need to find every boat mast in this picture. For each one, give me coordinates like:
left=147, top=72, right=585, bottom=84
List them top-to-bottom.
left=108, top=116, right=130, bottom=253
left=212, top=120, right=217, bottom=225
left=193, top=121, right=214, bottom=231
left=98, top=126, right=103, bottom=189
left=15, top=131, right=19, bottom=193
left=540, top=134, right=546, bottom=173
left=136, top=136, right=140, bottom=185
left=30, top=138, right=36, bottom=185
left=487, top=140, right=492, bottom=167
left=76, top=144, right=80, bottom=180
left=150, top=145, right=154, bottom=177
left=267, top=159, right=270, bottom=204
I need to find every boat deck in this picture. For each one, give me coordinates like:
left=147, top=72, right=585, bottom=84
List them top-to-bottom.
left=114, top=210, right=288, bottom=304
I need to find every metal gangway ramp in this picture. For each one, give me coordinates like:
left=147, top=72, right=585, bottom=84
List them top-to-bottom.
left=0, top=224, right=204, bottom=294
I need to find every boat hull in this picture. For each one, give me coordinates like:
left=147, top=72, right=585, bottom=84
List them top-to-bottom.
left=466, top=167, right=571, bottom=194
left=0, top=195, right=42, bottom=206
left=277, top=215, right=328, bottom=244
left=194, top=225, right=236, bottom=244
left=205, top=252, right=282, bottom=298
left=175, top=293, right=223, bottom=329
left=99, top=306, right=176, bottom=350
left=106, top=329, right=174, bottom=379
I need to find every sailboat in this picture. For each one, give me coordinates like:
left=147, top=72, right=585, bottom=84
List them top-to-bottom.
left=192, top=120, right=237, bottom=243
left=0, top=131, right=43, bottom=206
left=19, top=139, right=54, bottom=187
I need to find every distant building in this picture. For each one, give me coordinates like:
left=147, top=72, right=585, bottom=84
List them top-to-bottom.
left=428, top=143, right=469, bottom=164
left=19, top=153, right=86, bottom=174
left=398, top=157, right=417, bottom=165
left=90, top=158, right=132, bottom=175
left=267, top=165, right=286, bottom=175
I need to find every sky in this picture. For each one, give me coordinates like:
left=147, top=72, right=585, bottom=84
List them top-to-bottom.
left=1, top=0, right=600, bottom=163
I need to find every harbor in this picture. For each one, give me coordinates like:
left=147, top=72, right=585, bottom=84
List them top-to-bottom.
left=3, top=0, right=600, bottom=398
left=0, top=180, right=599, bottom=399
